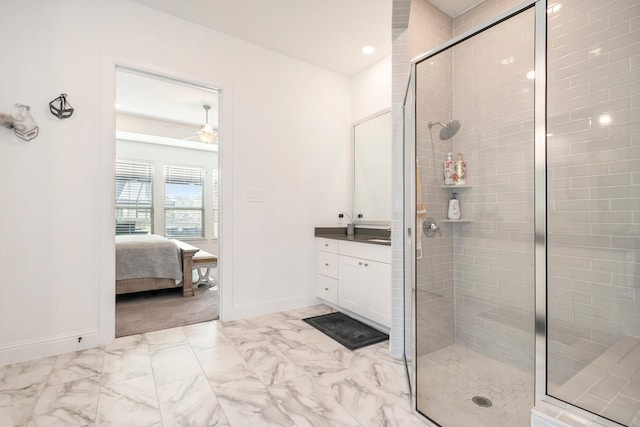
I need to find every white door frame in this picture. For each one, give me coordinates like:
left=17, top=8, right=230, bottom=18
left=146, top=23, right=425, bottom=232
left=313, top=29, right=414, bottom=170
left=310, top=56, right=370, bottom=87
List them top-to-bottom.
left=99, top=54, right=234, bottom=344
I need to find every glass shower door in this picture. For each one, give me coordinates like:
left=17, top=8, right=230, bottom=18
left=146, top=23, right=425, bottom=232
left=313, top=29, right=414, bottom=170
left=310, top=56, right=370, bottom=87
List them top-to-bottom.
left=546, top=1, right=640, bottom=426
left=410, top=7, right=536, bottom=427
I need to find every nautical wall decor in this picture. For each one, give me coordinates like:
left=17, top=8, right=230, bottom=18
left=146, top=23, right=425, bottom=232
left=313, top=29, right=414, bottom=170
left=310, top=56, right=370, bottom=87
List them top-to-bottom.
left=49, top=93, right=74, bottom=119
left=0, top=103, right=39, bottom=141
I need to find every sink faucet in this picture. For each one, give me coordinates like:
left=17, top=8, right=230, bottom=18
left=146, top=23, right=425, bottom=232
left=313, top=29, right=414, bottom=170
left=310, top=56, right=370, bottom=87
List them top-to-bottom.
left=338, top=212, right=355, bottom=235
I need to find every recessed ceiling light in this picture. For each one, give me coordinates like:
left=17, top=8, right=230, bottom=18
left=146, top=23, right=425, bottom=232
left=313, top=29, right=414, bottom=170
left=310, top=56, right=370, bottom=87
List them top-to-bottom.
left=362, top=45, right=375, bottom=55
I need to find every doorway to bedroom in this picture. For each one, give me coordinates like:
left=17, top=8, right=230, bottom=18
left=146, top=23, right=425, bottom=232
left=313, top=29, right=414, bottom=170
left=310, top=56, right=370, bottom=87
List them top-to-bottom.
left=114, top=67, right=221, bottom=337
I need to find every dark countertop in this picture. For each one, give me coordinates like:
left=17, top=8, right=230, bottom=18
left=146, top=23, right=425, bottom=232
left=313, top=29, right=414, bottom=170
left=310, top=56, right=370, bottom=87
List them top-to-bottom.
left=314, top=227, right=391, bottom=246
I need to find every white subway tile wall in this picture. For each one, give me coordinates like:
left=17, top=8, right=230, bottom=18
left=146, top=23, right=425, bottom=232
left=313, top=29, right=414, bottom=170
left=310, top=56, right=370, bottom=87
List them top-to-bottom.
left=410, top=0, right=455, bottom=357
left=411, top=0, right=536, bottom=371
left=453, top=0, right=525, bottom=36
left=546, top=1, right=640, bottom=424
left=450, top=8, right=536, bottom=374
left=391, top=27, right=410, bottom=359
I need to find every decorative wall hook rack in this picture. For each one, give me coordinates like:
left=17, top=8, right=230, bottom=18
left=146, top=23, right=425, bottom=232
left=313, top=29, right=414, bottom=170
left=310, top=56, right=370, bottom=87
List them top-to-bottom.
left=49, top=93, right=74, bottom=119
left=0, top=103, right=39, bottom=141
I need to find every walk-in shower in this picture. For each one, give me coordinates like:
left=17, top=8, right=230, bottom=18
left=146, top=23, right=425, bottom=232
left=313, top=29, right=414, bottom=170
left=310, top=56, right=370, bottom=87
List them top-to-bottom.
left=402, top=1, right=639, bottom=426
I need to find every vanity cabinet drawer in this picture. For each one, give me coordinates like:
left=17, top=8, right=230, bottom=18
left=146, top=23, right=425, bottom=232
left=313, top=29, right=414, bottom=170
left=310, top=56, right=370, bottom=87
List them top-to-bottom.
left=315, top=238, right=338, bottom=254
left=338, top=240, right=391, bottom=264
left=317, top=252, right=338, bottom=279
left=317, top=274, right=337, bottom=304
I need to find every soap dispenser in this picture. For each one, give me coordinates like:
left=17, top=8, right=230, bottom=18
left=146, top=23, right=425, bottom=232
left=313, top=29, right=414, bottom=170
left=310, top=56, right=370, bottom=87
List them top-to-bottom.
left=447, top=192, right=461, bottom=220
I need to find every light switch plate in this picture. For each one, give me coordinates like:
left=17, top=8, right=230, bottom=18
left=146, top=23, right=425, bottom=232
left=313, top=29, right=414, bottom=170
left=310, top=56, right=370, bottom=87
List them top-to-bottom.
left=247, top=189, right=264, bottom=202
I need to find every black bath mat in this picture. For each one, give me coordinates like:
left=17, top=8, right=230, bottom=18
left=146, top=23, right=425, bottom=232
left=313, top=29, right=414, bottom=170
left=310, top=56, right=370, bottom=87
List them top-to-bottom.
left=303, top=311, right=388, bottom=350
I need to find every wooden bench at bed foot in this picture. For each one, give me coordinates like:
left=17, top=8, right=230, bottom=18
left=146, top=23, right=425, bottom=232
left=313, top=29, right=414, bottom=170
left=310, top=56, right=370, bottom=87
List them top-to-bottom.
left=169, top=240, right=200, bottom=297
left=171, top=240, right=218, bottom=291
left=193, top=249, right=218, bottom=288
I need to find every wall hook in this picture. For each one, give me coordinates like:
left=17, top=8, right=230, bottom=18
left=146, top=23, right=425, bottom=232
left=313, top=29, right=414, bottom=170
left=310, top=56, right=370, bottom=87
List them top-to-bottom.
left=49, top=93, right=74, bottom=119
left=0, top=103, right=39, bottom=141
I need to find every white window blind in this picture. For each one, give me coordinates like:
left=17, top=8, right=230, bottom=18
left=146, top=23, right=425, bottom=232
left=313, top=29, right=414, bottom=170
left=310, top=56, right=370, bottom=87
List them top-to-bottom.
left=115, top=161, right=153, bottom=235
left=165, top=165, right=205, bottom=239
left=212, top=169, right=219, bottom=239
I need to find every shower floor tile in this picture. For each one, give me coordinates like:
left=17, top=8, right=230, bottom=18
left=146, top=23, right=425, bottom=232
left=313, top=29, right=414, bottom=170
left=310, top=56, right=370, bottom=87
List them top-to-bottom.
left=550, top=335, right=640, bottom=427
left=416, top=344, right=534, bottom=427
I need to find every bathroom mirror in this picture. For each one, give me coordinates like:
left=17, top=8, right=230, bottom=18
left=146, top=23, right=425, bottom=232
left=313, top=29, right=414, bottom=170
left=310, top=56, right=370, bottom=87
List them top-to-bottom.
left=353, top=109, right=391, bottom=224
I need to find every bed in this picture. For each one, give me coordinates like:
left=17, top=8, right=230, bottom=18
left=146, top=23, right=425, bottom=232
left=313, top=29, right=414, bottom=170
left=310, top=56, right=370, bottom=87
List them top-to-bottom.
left=115, top=234, right=199, bottom=297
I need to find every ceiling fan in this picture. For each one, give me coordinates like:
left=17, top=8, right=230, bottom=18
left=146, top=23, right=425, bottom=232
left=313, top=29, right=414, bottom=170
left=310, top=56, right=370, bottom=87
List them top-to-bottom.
left=187, top=104, right=217, bottom=143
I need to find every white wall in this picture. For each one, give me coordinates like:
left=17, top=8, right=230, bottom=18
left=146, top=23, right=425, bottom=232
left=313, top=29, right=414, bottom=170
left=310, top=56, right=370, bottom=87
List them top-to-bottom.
left=0, top=0, right=351, bottom=365
left=351, top=56, right=392, bottom=122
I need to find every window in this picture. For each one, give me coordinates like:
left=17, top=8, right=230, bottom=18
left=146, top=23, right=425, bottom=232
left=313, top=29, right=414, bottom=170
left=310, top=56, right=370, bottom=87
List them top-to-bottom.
left=115, top=161, right=153, bottom=234
left=164, top=165, right=205, bottom=238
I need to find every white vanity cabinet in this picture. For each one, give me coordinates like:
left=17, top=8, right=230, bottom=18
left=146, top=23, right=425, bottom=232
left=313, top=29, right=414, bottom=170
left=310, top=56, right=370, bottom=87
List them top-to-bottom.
left=315, top=238, right=391, bottom=328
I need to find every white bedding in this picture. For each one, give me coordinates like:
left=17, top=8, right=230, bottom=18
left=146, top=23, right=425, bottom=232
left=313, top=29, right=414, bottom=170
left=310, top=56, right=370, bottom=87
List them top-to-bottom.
left=115, top=234, right=182, bottom=281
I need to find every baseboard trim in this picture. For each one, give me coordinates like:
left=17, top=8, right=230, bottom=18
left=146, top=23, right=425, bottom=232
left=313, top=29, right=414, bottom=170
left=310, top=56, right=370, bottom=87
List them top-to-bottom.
left=226, top=295, right=319, bottom=321
left=317, top=300, right=391, bottom=334
left=0, top=329, right=102, bottom=366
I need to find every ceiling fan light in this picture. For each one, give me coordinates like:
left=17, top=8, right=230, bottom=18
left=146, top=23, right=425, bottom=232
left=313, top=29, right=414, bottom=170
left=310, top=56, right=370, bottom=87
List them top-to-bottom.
left=196, top=104, right=216, bottom=143
left=197, top=123, right=216, bottom=143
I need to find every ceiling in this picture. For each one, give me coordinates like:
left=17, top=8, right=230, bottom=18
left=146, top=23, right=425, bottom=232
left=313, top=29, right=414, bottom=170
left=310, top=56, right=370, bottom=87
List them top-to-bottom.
left=119, top=0, right=485, bottom=142
left=132, top=0, right=392, bottom=76
left=132, top=1, right=484, bottom=77
left=116, top=68, right=219, bottom=126
left=116, top=68, right=220, bottom=145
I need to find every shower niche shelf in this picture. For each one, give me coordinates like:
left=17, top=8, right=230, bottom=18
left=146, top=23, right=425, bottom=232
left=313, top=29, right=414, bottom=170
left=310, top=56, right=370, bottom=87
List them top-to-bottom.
left=441, top=184, right=472, bottom=189
left=441, top=185, right=472, bottom=222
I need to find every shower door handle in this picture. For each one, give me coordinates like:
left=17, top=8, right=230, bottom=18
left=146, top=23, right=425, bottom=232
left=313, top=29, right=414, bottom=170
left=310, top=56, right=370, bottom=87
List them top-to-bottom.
left=423, top=218, right=441, bottom=237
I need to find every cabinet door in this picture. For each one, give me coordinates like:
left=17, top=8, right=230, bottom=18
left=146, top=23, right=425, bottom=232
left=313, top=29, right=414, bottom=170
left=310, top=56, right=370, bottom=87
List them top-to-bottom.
left=338, top=255, right=391, bottom=327
left=338, top=256, right=367, bottom=317
left=365, top=260, right=391, bottom=327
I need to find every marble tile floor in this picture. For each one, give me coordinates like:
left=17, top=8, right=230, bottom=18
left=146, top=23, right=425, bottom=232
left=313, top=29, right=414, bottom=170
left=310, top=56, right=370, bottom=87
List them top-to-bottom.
left=0, top=304, right=432, bottom=427
left=416, top=344, right=534, bottom=427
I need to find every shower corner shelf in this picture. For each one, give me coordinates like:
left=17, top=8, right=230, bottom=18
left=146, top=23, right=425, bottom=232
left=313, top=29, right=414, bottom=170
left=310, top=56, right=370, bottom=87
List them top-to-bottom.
left=442, top=219, right=474, bottom=223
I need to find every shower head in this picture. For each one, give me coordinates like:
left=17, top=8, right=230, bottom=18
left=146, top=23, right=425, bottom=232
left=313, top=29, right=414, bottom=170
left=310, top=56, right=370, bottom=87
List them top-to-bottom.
left=428, top=119, right=461, bottom=140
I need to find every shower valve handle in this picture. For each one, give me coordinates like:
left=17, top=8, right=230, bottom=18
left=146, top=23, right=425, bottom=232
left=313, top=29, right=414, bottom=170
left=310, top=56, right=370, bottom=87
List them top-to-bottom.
left=424, top=218, right=441, bottom=237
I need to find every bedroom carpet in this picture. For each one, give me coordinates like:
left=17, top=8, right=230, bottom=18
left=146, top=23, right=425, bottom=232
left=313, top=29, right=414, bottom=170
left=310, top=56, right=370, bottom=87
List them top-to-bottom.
left=116, top=286, right=218, bottom=337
